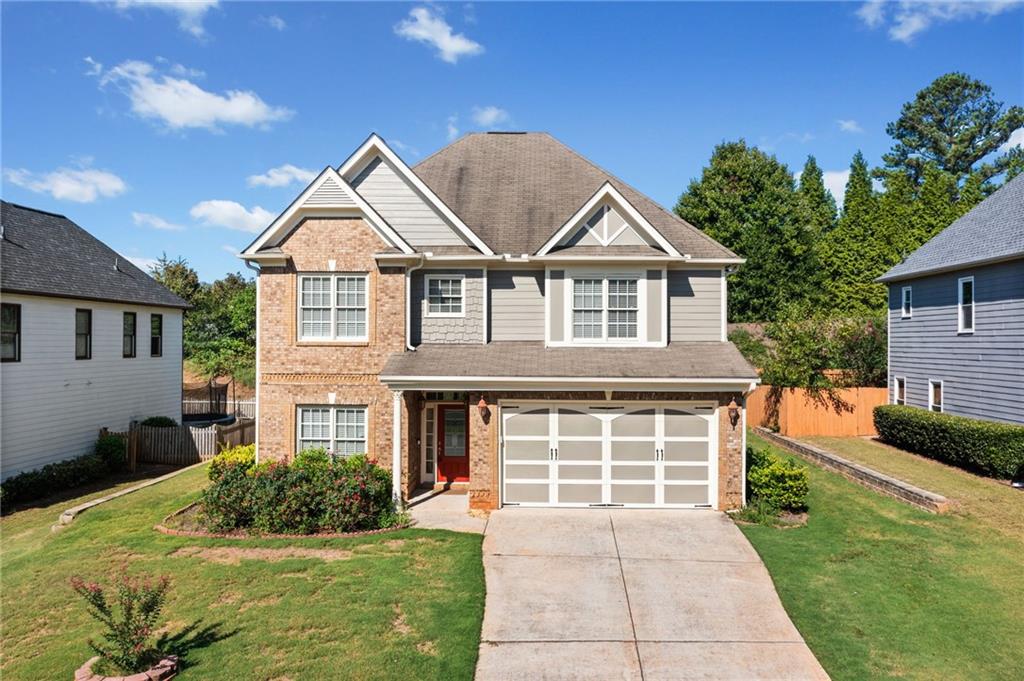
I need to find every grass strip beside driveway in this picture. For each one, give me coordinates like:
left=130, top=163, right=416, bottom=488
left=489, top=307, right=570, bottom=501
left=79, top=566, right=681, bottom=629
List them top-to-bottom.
left=739, top=431, right=1024, bottom=681
left=0, top=465, right=484, bottom=681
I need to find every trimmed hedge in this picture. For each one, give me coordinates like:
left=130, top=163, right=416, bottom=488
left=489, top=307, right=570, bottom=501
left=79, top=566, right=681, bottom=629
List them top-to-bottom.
left=874, top=405, right=1024, bottom=479
left=1, top=435, right=127, bottom=510
left=746, top=446, right=809, bottom=511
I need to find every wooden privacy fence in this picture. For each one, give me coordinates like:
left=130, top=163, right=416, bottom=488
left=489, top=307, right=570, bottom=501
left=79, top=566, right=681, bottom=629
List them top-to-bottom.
left=746, top=386, right=888, bottom=437
left=182, top=399, right=255, bottom=419
left=105, top=418, right=255, bottom=469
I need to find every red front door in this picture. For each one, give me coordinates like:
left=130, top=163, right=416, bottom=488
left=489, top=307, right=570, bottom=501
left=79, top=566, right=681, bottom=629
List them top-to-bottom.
left=437, top=405, right=469, bottom=482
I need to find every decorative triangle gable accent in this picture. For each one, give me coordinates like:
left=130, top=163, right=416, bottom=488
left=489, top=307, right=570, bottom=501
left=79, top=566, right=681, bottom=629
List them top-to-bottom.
left=304, top=175, right=357, bottom=207
left=563, top=205, right=656, bottom=249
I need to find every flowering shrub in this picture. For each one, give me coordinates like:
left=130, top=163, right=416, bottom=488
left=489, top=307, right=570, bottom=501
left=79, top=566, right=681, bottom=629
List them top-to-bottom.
left=207, top=443, right=256, bottom=481
left=199, top=450, right=398, bottom=534
left=70, top=571, right=171, bottom=674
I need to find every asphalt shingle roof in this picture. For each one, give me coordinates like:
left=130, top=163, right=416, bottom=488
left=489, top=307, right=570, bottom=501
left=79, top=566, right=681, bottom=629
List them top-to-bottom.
left=413, top=132, right=737, bottom=259
left=879, top=174, right=1024, bottom=282
left=1, top=202, right=189, bottom=309
left=382, top=342, right=758, bottom=380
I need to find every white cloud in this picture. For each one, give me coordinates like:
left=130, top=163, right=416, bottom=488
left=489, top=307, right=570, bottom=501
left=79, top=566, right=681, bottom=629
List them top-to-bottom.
left=113, top=0, right=219, bottom=39
left=857, top=0, right=1024, bottom=43
left=394, top=6, right=484, bottom=64
left=259, top=14, right=287, bottom=31
left=84, top=56, right=103, bottom=76
left=96, top=60, right=293, bottom=132
left=472, top=105, right=511, bottom=128
left=447, top=115, right=460, bottom=141
left=837, top=119, right=864, bottom=134
left=999, top=127, right=1024, bottom=152
left=390, top=139, right=420, bottom=157
left=246, top=164, right=317, bottom=188
left=4, top=165, right=126, bottom=203
left=824, top=170, right=851, bottom=207
left=190, top=200, right=273, bottom=233
left=132, top=211, right=184, bottom=231
left=221, top=244, right=240, bottom=256
left=126, top=255, right=159, bottom=271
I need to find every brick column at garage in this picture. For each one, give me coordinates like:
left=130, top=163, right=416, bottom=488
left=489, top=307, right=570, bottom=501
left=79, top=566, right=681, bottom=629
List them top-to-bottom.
left=468, top=391, right=500, bottom=510
left=717, top=398, right=744, bottom=510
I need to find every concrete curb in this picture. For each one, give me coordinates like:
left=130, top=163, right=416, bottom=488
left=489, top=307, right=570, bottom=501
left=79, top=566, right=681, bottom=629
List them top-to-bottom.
left=753, top=428, right=950, bottom=514
left=52, top=462, right=206, bottom=532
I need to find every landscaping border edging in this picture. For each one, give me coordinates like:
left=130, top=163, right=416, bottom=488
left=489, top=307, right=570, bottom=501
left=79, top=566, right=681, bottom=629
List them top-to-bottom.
left=753, top=427, right=951, bottom=514
left=53, top=462, right=207, bottom=532
left=154, top=502, right=412, bottom=539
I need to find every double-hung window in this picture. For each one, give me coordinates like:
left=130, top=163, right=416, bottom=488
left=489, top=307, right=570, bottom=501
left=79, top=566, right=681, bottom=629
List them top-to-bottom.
left=299, top=274, right=368, bottom=340
left=426, top=275, right=463, bottom=316
left=571, top=276, right=639, bottom=341
left=958, top=277, right=974, bottom=333
left=901, top=286, right=912, bottom=318
left=1, top=303, right=21, bottom=362
left=75, top=309, right=92, bottom=360
left=123, top=312, right=137, bottom=358
left=150, top=314, right=163, bottom=356
left=296, top=406, right=367, bottom=457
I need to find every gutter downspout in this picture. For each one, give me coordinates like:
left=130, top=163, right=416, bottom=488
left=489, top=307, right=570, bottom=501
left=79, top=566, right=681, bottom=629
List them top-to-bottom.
left=405, top=254, right=426, bottom=351
left=244, top=261, right=261, bottom=463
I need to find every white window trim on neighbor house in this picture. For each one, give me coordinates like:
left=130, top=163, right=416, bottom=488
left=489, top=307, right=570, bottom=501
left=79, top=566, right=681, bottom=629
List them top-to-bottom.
left=297, top=273, right=369, bottom=342
left=424, top=273, right=465, bottom=318
left=958, top=276, right=975, bottom=334
left=901, top=286, right=912, bottom=319
left=894, top=376, right=906, bottom=405
left=928, top=379, right=944, bottom=413
left=296, top=405, right=367, bottom=456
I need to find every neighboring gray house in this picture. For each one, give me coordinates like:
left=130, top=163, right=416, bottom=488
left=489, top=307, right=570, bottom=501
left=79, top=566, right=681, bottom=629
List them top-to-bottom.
left=879, top=174, right=1024, bottom=425
left=0, top=202, right=189, bottom=479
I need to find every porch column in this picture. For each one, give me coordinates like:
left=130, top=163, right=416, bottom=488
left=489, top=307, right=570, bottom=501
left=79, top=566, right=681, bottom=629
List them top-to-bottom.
left=391, top=390, right=403, bottom=505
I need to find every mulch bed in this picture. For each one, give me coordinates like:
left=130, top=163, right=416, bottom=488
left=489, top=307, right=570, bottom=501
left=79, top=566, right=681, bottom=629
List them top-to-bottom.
left=155, top=502, right=411, bottom=540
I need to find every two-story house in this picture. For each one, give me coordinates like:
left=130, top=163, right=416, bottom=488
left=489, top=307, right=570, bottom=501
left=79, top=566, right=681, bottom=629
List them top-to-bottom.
left=241, top=133, right=758, bottom=510
left=879, top=173, right=1023, bottom=425
left=1, top=201, right=188, bottom=479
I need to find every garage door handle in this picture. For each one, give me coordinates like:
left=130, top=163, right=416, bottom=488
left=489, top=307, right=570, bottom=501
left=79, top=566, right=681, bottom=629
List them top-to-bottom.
left=554, top=448, right=559, bottom=460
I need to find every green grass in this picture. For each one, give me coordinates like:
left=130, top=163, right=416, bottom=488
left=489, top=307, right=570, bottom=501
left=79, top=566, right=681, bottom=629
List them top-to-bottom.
left=740, top=431, right=1024, bottom=681
left=0, top=465, right=484, bottom=680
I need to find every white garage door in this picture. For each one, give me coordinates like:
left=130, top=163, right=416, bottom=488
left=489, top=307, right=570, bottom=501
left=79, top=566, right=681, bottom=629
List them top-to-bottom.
left=501, top=402, right=718, bottom=508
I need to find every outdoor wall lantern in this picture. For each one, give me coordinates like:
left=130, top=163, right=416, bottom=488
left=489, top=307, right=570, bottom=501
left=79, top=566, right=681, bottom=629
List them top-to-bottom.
left=477, top=396, right=490, bottom=420
left=727, top=397, right=740, bottom=428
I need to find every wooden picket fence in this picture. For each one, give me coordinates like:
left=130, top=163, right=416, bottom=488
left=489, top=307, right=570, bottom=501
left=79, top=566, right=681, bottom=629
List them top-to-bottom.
left=746, top=386, right=888, bottom=437
left=181, top=399, right=255, bottom=419
left=104, top=418, right=256, bottom=470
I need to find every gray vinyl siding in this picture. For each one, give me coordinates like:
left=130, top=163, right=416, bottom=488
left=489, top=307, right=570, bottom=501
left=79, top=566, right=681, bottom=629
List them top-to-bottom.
left=349, top=157, right=466, bottom=247
left=888, top=260, right=1024, bottom=425
left=411, top=269, right=484, bottom=345
left=489, top=270, right=545, bottom=341
left=647, top=270, right=663, bottom=343
left=668, top=270, right=722, bottom=342
left=549, top=271, right=565, bottom=343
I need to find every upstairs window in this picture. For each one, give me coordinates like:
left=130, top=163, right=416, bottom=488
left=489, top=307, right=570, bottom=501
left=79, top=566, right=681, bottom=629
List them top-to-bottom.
left=299, top=274, right=368, bottom=341
left=426, top=275, right=464, bottom=317
left=572, top=276, right=639, bottom=341
left=958, top=277, right=974, bottom=333
left=901, top=286, right=912, bottom=318
left=1, top=303, right=20, bottom=362
left=75, top=309, right=92, bottom=360
left=123, top=312, right=137, bottom=358
left=150, top=314, right=163, bottom=357
left=894, top=377, right=906, bottom=405
left=929, top=380, right=943, bottom=412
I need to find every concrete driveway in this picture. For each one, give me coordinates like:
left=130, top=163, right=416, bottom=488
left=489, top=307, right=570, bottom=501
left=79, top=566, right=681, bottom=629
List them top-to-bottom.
left=475, top=509, right=829, bottom=681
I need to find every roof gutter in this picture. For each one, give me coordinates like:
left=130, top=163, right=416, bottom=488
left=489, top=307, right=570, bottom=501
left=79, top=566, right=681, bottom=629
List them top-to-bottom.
left=876, top=252, right=1024, bottom=283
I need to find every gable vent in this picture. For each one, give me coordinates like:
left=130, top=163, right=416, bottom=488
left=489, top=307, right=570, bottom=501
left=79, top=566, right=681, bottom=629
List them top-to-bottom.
left=304, top=176, right=356, bottom=207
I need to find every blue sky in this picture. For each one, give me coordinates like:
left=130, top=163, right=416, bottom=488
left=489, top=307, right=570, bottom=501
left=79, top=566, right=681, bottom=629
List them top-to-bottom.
left=3, top=1, right=1022, bottom=281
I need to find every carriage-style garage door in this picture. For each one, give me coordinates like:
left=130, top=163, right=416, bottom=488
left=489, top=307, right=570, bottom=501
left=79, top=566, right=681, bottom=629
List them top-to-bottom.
left=501, top=402, right=718, bottom=508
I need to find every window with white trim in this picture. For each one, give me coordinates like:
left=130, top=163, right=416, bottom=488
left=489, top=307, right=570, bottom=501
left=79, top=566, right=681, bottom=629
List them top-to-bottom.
left=298, top=274, right=368, bottom=340
left=426, top=275, right=463, bottom=316
left=572, top=276, right=639, bottom=341
left=958, top=277, right=974, bottom=333
left=901, top=286, right=912, bottom=318
left=894, top=377, right=906, bottom=405
left=928, top=380, right=943, bottom=413
left=297, top=406, right=367, bottom=456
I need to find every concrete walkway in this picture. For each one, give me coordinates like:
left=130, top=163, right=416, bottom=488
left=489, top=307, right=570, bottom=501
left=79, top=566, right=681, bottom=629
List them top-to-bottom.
left=408, top=490, right=488, bottom=534
left=476, top=509, right=829, bottom=681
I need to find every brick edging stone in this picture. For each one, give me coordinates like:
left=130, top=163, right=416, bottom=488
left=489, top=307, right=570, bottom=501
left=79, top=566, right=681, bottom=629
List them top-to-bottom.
left=753, top=427, right=950, bottom=514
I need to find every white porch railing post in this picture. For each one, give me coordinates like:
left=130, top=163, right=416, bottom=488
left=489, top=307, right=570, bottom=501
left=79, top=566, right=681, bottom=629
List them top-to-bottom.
left=391, top=390, right=403, bottom=505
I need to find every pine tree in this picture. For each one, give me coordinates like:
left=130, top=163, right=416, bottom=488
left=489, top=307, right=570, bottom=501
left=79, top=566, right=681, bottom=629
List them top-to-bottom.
left=675, top=140, right=820, bottom=322
left=797, top=155, right=837, bottom=238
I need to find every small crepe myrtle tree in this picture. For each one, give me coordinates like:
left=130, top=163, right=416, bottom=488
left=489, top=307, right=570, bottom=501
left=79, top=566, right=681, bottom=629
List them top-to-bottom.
left=70, top=570, right=171, bottom=674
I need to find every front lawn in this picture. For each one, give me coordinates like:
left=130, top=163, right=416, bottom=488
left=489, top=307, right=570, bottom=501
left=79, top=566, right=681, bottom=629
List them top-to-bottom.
left=740, top=431, right=1024, bottom=681
left=0, top=465, right=484, bottom=680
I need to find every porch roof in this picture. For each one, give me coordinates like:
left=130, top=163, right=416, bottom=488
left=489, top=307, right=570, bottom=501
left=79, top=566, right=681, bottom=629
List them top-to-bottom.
left=381, top=342, right=759, bottom=392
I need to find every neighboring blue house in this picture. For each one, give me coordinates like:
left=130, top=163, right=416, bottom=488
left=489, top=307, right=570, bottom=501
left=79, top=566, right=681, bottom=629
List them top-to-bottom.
left=878, top=174, right=1024, bottom=425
